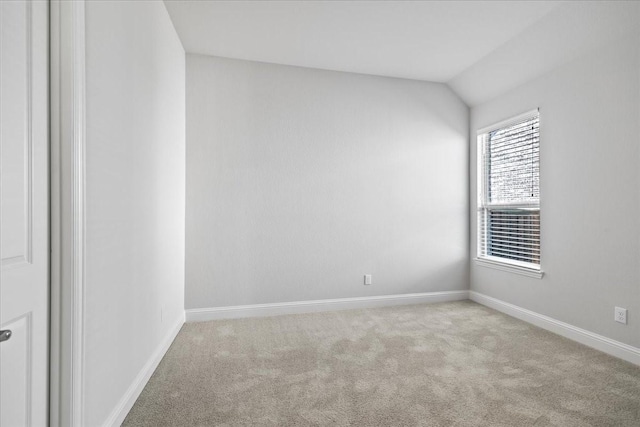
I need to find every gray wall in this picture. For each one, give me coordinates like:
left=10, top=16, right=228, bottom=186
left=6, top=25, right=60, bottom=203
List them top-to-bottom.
left=84, top=2, right=185, bottom=425
left=470, top=31, right=640, bottom=348
left=186, top=55, right=469, bottom=309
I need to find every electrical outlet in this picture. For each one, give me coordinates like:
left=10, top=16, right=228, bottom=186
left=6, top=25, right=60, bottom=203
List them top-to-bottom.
left=364, top=274, right=372, bottom=285
left=614, top=307, right=627, bottom=324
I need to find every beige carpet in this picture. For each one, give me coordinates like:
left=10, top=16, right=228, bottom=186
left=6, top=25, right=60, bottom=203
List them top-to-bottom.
left=123, top=301, right=640, bottom=426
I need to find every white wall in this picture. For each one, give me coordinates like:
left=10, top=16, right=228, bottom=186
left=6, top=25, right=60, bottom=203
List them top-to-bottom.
left=84, top=2, right=185, bottom=425
left=470, top=31, right=640, bottom=348
left=186, top=55, right=468, bottom=310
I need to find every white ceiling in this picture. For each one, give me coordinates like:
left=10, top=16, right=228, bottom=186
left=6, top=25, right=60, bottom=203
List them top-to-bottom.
left=164, top=1, right=640, bottom=106
left=164, top=1, right=561, bottom=83
left=449, top=1, right=640, bottom=106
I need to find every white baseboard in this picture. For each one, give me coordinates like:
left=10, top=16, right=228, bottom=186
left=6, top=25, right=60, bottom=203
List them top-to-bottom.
left=186, top=290, right=469, bottom=322
left=469, top=291, right=640, bottom=366
left=102, top=313, right=185, bottom=427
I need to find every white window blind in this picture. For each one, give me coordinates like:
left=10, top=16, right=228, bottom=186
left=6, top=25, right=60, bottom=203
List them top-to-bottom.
left=478, top=111, right=540, bottom=269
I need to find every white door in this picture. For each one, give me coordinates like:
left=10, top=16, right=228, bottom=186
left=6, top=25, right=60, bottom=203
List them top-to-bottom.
left=1, top=1, right=49, bottom=426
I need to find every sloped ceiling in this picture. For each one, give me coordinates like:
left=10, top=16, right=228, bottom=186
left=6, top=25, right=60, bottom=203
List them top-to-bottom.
left=164, top=1, right=640, bottom=106
left=449, top=1, right=640, bottom=106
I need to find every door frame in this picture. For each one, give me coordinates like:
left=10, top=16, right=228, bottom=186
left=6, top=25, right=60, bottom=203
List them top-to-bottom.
left=49, top=0, right=86, bottom=426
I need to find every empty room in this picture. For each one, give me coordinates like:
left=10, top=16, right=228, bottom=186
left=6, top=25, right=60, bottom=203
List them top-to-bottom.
left=1, top=0, right=640, bottom=426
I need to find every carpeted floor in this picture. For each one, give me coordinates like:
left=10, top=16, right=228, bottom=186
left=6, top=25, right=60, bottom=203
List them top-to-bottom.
left=122, top=301, right=640, bottom=426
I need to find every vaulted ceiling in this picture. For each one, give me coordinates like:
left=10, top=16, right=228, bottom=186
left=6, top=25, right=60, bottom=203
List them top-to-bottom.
left=164, top=1, right=640, bottom=106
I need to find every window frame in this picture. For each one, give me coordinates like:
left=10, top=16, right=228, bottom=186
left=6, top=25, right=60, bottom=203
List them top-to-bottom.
left=475, top=109, right=543, bottom=279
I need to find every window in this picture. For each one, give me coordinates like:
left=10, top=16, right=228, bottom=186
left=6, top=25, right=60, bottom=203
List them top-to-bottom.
left=477, top=110, right=541, bottom=277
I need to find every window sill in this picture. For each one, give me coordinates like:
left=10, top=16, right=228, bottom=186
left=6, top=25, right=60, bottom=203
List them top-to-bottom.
left=474, top=258, right=544, bottom=279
